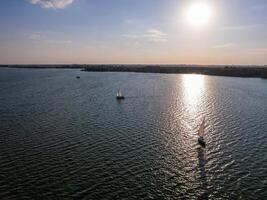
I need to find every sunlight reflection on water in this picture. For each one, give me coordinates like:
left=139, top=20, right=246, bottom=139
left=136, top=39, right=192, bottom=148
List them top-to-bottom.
left=181, top=74, right=206, bottom=134
left=182, top=74, right=205, bottom=108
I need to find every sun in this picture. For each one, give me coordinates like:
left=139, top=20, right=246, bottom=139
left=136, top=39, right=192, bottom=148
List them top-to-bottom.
left=186, top=2, right=212, bottom=26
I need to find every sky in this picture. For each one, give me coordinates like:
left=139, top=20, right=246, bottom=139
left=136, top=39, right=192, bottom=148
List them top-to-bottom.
left=0, top=0, right=266, bottom=65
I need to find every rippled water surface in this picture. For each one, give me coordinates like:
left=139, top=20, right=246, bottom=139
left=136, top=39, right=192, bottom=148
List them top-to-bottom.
left=0, top=68, right=267, bottom=199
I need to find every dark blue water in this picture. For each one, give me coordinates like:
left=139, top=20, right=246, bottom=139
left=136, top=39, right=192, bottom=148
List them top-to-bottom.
left=0, top=68, right=266, bottom=199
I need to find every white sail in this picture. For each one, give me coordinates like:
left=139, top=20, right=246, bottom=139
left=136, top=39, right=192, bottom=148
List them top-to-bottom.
left=117, top=90, right=123, bottom=98
left=198, top=118, right=205, bottom=137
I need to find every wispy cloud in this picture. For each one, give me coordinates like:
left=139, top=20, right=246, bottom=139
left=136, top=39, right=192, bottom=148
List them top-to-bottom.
left=26, top=0, right=75, bottom=9
left=252, top=4, right=266, bottom=11
left=124, top=19, right=136, bottom=25
left=220, top=24, right=262, bottom=31
left=123, top=29, right=168, bottom=43
left=144, top=29, right=168, bottom=42
left=29, top=32, right=72, bottom=44
left=29, top=32, right=42, bottom=40
left=46, top=39, right=72, bottom=44
left=214, top=43, right=234, bottom=48
left=249, top=48, right=267, bottom=54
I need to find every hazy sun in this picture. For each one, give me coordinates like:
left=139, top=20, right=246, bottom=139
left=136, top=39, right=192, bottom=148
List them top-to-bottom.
left=186, top=2, right=212, bottom=26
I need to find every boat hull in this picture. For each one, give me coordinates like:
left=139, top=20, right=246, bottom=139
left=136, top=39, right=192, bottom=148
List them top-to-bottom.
left=198, top=138, right=206, bottom=147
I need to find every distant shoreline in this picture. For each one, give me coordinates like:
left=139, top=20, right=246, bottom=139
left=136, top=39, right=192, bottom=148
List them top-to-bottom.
left=1, top=64, right=267, bottom=79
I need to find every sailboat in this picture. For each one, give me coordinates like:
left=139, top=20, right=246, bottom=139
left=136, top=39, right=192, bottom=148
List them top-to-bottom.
left=116, top=89, right=125, bottom=100
left=198, top=117, right=206, bottom=147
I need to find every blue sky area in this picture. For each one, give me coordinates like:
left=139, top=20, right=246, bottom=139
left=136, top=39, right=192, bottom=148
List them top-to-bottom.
left=0, top=0, right=266, bottom=64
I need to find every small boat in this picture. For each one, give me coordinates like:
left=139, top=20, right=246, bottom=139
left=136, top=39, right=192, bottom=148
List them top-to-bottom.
left=76, top=76, right=80, bottom=79
left=116, top=89, right=125, bottom=100
left=198, top=117, right=206, bottom=147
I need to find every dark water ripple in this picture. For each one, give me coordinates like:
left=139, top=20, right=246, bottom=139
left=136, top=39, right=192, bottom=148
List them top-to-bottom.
left=0, top=68, right=267, bottom=199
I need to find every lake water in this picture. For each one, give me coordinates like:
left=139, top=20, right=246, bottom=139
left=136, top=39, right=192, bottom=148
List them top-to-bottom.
left=0, top=68, right=266, bottom=199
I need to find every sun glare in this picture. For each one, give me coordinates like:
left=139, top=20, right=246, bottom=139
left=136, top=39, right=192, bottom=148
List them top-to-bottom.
left=186, top=2, right=212, bottom=26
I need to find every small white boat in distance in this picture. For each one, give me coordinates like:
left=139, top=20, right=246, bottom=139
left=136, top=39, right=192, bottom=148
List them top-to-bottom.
left=116, top=89, right=125, bottom=100
left=198, top=117, right=206, bottom=147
